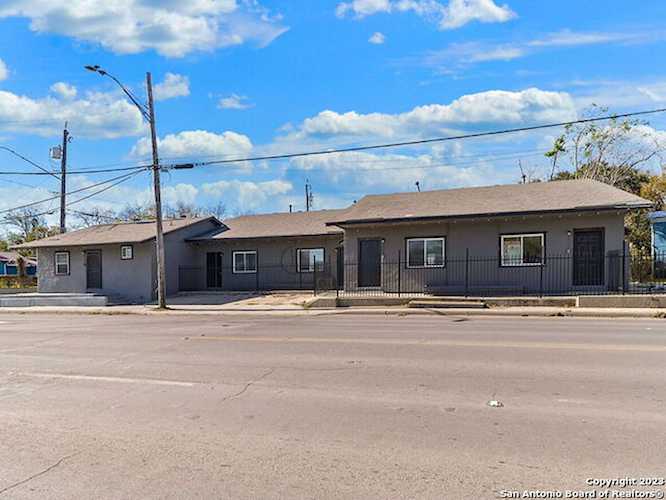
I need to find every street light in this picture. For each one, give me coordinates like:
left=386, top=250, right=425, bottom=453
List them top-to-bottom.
left=85, top=65, right=167, bottom=309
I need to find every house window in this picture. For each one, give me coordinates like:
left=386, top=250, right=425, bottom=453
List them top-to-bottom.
left=501, top=233, right=544, bottom=266
left=407, top=237, right=445, bottom=268
left=120, top=245, right=133, bottom=260
left=297, top=248, right=324, bottom=272
left=54, top=251, right=70, bottom=275
left=233, top=251, right=257, bottom=274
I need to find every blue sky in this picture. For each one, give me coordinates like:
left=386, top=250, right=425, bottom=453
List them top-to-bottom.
left=1, top=0, right=666, bottom=230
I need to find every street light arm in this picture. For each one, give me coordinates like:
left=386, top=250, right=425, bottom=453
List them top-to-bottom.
left=90, top=68, right=151, bottom=121
left=0, top=145, right=60, bottom=180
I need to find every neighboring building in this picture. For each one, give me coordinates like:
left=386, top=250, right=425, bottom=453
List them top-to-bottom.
left=16, top=179, right=652, bottom=301
left=648, top=211, right=666, bottom=254
left=648, top=211, right=666, bottom=279
left=0, top=251, right=37, bottom=277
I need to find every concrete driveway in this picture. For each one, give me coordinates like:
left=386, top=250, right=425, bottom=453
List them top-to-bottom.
left=160, top=291, right=314, bottom=309
left=0, top=314, right=665, bottom=499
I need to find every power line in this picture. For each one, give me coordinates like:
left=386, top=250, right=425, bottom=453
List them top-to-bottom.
left=169, top=107, right=666, bottom=170
left=0, top=145, right=60, bottom=179
left=0, top=164, right=149, bottom=176
left=0, top=169, right=148, bottom=215
left=0, top=170, right=144, bottom=223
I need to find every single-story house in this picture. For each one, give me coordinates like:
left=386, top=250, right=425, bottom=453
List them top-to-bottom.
left=16, top=179, right=651, bottom=301
left=0, top=251, right=37, bottom=277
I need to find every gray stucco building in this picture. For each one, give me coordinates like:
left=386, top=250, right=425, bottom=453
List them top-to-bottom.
left=17, top=179, right=651, bottom=301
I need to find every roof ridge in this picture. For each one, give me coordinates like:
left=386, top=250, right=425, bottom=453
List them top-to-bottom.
left=359, top=178, right=597, bottom=199
left=224, top=208, right=348, bottom=219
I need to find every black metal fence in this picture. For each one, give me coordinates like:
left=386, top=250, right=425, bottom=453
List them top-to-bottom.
left=178, top=251, right=666, bottom=297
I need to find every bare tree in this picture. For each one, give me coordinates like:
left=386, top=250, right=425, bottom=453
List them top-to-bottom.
left=547, top=105, right=665, bottom=187
left=4, top=208, right=57, bottom=244
left=72, top=208, right=118, bottom=228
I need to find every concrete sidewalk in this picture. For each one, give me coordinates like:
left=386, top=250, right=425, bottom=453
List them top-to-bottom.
left=3, top=304, right=666, bottom=318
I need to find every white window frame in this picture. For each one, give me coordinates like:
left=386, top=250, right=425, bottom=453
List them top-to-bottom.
left=500, top=233, right=545, bottom=267
left=406, top=237, right=446, bottom=269
left=120, top=245, right=133, bottom=260
left=297, top=248, right=325, bottom=273
left=54, top=251, right=70, bottom=276
left=232, top=251, right=257, bottom=274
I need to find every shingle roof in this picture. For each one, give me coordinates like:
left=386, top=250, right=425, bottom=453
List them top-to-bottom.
left=327, top=179, right=652, bottom=226
left=193, top=209, right=347, bottom=240
left=14, top=217, right=219, bottom=249
left=0, top=251, right=36, bottom=266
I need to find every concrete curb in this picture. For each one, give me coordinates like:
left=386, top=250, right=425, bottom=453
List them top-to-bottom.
left=2, top=305, right=666, bottom=319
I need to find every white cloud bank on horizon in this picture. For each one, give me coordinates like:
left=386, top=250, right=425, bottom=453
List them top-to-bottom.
left=278, top=88, right=576, bottom=145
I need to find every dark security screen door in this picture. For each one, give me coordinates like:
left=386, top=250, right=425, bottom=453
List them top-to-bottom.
left=573, top=229, right=604, bottom=286
left=358, top=239, right=382, bottom=287
left=86, top=250, right=102, bottom=289
left=207, top=252, right=223, bottom=288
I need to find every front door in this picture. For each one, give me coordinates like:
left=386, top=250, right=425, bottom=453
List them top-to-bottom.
left=573, top=229, right=604, bottom=286
left=358, top=239, right=382, bottom=287
left=86, top=250, right=102, bottom=289
left=206, top=252, right=223, bottom=288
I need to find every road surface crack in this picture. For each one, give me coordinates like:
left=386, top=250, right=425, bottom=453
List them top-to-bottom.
left=220, top=368, right=275, bottom=403
left=0, top=452, right=79, bottom=496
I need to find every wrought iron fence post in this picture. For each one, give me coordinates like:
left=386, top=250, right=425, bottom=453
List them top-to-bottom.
left=622, top=244, right=626, bottom=295
left=465, top=248, right=469, bottom=298
left=398, top=251, right=402, bottom=297
left=540, top=260, right=544, bottom=297
left=313, top=262, right=317, bottom=296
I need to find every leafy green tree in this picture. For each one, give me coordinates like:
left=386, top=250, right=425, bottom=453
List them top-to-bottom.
left=546, top=106, right=665, bottom=253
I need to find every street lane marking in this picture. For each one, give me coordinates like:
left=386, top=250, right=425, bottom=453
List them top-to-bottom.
left=189, top=336, right=666, bottom=352
left=19, top=372, right=197, bottom=387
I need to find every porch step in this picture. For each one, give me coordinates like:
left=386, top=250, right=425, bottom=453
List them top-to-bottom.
left=408, top=299, right=487, bottom=309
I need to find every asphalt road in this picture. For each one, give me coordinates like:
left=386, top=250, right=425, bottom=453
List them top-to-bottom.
left=0, top=313, right=665, bottom=499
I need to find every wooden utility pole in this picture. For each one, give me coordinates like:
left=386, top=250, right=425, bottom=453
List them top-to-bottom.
left=146, top=72, right=167, bottom=309
left=59, top=123, right=69, bottom=233
left=305, top=179, right=313, bottom=212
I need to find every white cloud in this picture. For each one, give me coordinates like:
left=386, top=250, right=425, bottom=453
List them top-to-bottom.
left=0, top=0, right=288, bottom=58
left=336, top=0, right=515, bottom=29
left=337, top=0, right=391, bottom=18
left=441, top=0, right=516, bottom=29
left=417, top=29, right=664, bottom=71
left=368, top=32, right=386, bottom=44
left=0, top=59, right=8, bottom=81
left=153, top=73, right=190, bottom=101
left=566, top=79, right=666, bottom=109
left=50, top=82, right=77, bottom=99
left=0, top=87, right=146, bottom=138
left=281, top=88, right=576, bottom=144
left=218, top=94, right=253, bottom=110
left=131, top=130, right=253, bottom=161
left=300, top=152, right=515, bottom=192
left=201, top=179, right=292, bottom=212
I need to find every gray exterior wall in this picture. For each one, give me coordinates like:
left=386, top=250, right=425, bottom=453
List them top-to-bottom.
left=340, top=210, right=627, bottom=294
left=34, top=211, right=630, bottom=299
left=36, top=218, right=221, bottom=303
left=163, top=219, right=222, bottom=296
left=184, top=234, right=343, bottom=292
left=37, top=242, right=155, bottom=302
